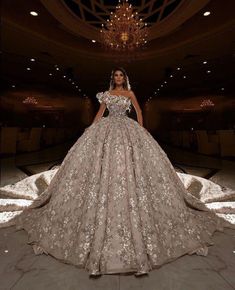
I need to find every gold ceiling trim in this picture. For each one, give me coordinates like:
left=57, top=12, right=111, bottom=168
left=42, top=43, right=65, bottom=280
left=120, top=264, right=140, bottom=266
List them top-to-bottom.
left=40, top=0, right=211, bottom=41
left=3, top=16, right=235, bottom=62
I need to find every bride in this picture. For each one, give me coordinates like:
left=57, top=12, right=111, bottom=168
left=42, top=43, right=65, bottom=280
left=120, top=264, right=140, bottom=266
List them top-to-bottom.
left=1, top=67, right=235, bottom=277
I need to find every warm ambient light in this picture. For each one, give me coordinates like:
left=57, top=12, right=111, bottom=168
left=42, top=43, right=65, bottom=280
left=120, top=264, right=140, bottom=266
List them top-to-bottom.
left=100, top=1, right=149, bottom=52
left=30, top=11, right=38, bottom=16
left=203, top=11, right=211, bottom=16
left=92, top=40, right=96, bottom=43
left=23, top=96, right=38, bottom=105
left=200, top=99, right=215, bottom=108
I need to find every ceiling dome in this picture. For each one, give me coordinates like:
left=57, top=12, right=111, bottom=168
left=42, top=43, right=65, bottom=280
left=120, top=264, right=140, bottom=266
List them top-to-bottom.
left=41, top=0, right=211, bottom=41
left=63, top=0, right=182, bottom=28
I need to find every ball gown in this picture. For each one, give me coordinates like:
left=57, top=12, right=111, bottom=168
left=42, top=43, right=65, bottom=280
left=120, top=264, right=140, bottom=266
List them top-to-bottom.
left=1, top=90, right=235, bottom=276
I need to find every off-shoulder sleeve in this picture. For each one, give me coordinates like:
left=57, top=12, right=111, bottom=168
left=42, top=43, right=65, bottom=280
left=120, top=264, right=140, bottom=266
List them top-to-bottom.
left=96, top=92, right=104, bottom=103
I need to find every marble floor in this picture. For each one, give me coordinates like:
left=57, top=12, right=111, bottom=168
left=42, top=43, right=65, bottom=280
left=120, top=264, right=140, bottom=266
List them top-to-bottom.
left=0, top=143, right=235, bottom=289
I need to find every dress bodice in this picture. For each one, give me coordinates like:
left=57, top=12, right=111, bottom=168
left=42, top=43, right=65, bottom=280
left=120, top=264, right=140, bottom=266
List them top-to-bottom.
left=96, top=91, right=132, bottom=117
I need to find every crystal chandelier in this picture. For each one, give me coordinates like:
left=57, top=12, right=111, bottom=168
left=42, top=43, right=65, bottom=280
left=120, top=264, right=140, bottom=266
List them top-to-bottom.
left=100, top=0, right=149, bottom=52
left=23, top=96, right=38, bottom=105
left=200, top=99, right=215, bottom=108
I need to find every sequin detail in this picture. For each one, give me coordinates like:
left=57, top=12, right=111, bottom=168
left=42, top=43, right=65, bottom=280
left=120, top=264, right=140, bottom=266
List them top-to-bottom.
left=13, top=91, right=233, bottom=276
left=96, top=91, right=132, bottom=115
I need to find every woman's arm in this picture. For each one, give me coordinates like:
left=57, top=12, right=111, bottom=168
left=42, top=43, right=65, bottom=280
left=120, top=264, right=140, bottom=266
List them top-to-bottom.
left=129, top=90, right=144, bottom=126
left=92, top=102, right=106, bottom=124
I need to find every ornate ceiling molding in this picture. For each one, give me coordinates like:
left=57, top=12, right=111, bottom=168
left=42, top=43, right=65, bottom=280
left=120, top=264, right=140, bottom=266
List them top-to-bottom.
left=40, top=0, right=211, bottom=41
left=3, top=16, right=234, bottom=61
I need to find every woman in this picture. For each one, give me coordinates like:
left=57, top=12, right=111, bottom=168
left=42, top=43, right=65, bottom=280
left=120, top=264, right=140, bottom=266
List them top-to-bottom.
left=3, top=67, right=235, bottom=276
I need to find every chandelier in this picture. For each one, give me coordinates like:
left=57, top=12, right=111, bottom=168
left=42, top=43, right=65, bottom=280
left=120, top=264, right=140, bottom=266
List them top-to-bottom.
left=100, top=0, right=149, bottom=52
left=23, top=96, right=38, bottom=105
left=200, top=99, right=215, bottom=108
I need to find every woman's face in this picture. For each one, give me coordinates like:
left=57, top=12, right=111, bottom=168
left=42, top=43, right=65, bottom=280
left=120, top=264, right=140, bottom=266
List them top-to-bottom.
left=113, top=70, right=125, bottom=87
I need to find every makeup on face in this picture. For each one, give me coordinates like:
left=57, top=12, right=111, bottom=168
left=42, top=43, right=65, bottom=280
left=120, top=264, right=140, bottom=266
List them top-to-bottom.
left=114, top=71, right=124, bottom=85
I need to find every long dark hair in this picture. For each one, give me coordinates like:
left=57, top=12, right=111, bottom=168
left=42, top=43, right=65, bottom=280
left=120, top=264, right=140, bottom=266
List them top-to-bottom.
left=109, top=67, right=130, bottom=90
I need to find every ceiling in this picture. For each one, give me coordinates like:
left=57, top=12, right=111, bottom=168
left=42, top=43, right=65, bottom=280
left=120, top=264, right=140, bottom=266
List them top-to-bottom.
left=1, top=0, right=235, bottom=102
left=62, top=0, right=184, bottom=29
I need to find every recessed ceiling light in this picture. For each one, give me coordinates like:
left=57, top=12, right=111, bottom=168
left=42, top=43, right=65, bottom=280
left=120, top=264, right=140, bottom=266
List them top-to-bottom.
left=30, top=11, right=38, bottom=16
left=203, top=11, right=211, bottom=16
left=92, top=39, right=96, bottom=43
left=30, top=58, right=35, bottom=62
left=203, top=61, right=207, bottom=64
left=27, top=67, right=31, bottom=71
left=56, top=67, right=59, bottom=71
left=177, top=67, right=181, bottom=70
left=206, top=70, right=211, bottom=73
left=49, top=73, right=53, bottom=76
left=63, top=75, right=66, bottom=78
left=170, top=75, right=173, bottom=78
left=183, top=75, right=186, bottom=79
left=68, top=79, right=72, bottom=81
left=164, top=81, right=167, bottom=84
left=72, top=82, right=75, bottom=84
left=161, top=84, right=163, bottom=87
left=12, top=85, right=15, bottom=88
left=76, top=86, right=78, bottom=88
left=221, top=87, right=225, bottom=91
left=157, top=88, right=160, bottom=91
left=79, top=89, right=81, bottom=91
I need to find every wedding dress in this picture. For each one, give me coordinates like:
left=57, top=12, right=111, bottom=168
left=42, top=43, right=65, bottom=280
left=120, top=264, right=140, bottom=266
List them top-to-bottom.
left=1, top=90, right=235, bottom=276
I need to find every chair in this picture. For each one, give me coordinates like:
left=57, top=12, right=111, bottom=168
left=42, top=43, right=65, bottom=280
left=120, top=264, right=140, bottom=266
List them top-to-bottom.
left=0, top=127, right=18, bottom=154
left=17, top=128, right=42, bottom=152
left=42, top=128, right=57, bottom=146
left=55, top=128, right=65, bottom=144
left=195, top=130, right=219, bottom=155
left=217, top=130, right=235, bottom=157
left=170, top=131, right=182, bottom=147
left=182, top=131, right=191, bottom=148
